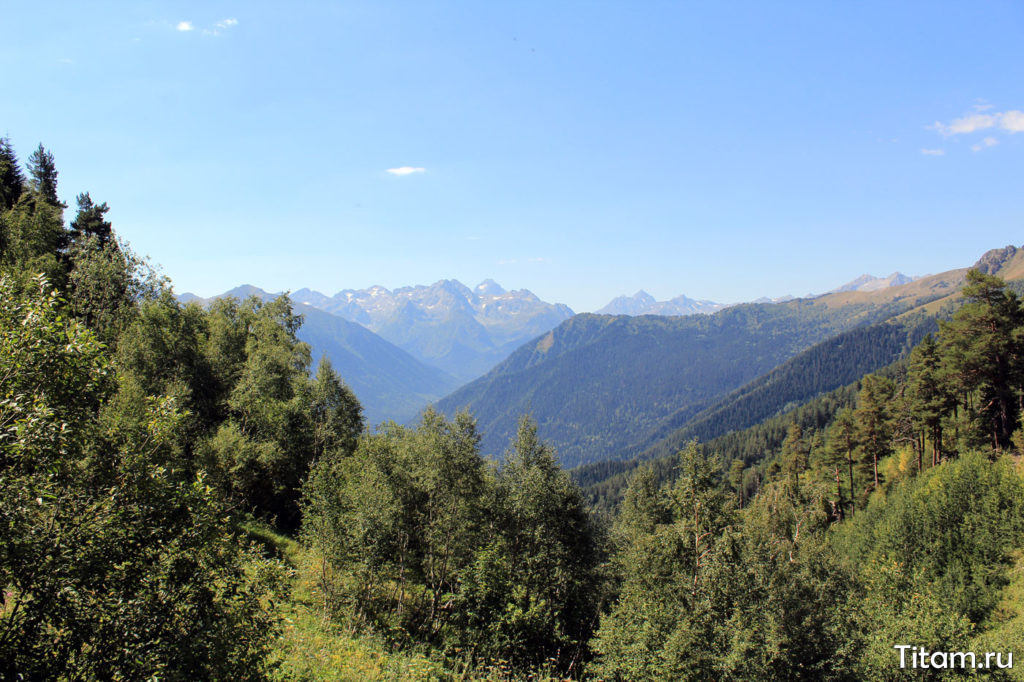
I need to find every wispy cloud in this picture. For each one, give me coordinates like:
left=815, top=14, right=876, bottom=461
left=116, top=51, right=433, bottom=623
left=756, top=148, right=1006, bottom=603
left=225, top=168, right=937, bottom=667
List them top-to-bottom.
left=178, top=18, right=237, bottom=36
left=204, top=18, right=239, bottom=36
left=930, top=108, right=1024, bottom=136
left=929, top=113, right=995, bottom=136
left=972, top=137, right=999, bottom=152
left=920, top=148, right=945, bottom=156
left=386, top=166, right=426, bottom=176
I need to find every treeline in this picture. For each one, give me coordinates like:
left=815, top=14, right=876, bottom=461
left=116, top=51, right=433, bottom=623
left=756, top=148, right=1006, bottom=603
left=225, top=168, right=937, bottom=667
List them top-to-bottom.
left=749, top=268, right=1024, bottom=519
left=581, top=270, right=1021, bottom=516
left=438, top=292, right=921, bottom=469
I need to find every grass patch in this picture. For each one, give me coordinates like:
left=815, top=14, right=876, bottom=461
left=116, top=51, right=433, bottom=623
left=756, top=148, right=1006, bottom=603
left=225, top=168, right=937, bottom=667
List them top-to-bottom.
left=244, top=523, right=454, bottom=681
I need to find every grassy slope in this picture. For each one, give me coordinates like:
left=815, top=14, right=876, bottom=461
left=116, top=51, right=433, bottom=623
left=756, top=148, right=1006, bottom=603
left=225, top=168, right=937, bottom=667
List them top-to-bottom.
left=244, top=525, right=452, bottom=681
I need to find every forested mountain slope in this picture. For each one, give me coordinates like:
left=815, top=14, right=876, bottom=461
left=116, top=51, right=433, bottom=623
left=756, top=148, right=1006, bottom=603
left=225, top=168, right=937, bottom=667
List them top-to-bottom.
left=577, top=245, right=1024, bottom=510
left=631, top=246, right=1024, bottom=463
left=436, top=248, right=1022, bottom=468
left=437, top=298, right=913, bottom=467
left=294, top=305, right=459, bottom=424
left=616, top=314, right=938, bottom=464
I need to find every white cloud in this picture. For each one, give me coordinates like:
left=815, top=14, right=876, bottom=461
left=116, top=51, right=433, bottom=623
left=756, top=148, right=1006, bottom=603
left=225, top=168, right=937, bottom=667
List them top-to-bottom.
left=183, top=18, right=238, bottom=37
left=929, top=107, right=1024, bottom=140
left=1000, top=110, right=1024, bottom=133
left=929, top=113, right=995, bottom=136
left=972, top=137, right=999, bottom=152
left=920, top=148, right=945, bottom=156
left=386, top=166, right=426, bottom=176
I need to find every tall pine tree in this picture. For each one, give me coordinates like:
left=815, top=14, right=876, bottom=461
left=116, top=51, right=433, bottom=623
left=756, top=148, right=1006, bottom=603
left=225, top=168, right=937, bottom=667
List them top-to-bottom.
left=26, top=144, right=62, bottom=207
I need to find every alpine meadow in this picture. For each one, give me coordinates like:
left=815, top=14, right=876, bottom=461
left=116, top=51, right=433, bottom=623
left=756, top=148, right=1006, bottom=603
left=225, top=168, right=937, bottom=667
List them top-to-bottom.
left=4, top=3, right=1024, bottom=680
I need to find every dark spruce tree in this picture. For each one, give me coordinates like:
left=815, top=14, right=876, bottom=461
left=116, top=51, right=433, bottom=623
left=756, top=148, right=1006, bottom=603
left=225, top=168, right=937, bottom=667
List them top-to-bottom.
left=0, top=136, right=24, bottom=210
left=26, top=143, right=63, bottom=207
left=69, top=192, right=113, bottom=246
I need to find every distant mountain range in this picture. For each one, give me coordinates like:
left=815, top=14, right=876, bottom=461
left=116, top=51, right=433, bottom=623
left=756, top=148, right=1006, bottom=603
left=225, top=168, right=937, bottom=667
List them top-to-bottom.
left=176, top=264, right=948, bottom=440
left=592, top=272, right=921, bottom=318
left=828, top=272, right=922, bottom=293
left=179, top=280, right=576, bottom=420
left=288, top=280, right=574, bottom=383
left=177, top=286, right=459, bottom=425
left=595, top=291, right=727, bottom=316
left=751, top=294, right=796, bottom=304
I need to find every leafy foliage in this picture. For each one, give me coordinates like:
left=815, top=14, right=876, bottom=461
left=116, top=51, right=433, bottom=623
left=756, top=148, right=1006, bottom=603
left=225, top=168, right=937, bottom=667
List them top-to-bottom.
left=0, top=276, right=284, bottom=679
left=302, top=412, right=603, bottom=675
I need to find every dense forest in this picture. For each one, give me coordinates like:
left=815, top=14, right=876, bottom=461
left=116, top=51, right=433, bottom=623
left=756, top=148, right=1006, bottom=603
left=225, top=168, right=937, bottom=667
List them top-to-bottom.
left=3, top=139, right=1024, bottom=680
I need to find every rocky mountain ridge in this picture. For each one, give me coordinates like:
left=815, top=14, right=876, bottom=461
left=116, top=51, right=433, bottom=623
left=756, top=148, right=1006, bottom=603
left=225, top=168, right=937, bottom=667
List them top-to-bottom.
left=289, top=279, right=575, bottom=382
left=184, top=280, right=575, bottom=384
left=595, top=291, right=727, bottom=316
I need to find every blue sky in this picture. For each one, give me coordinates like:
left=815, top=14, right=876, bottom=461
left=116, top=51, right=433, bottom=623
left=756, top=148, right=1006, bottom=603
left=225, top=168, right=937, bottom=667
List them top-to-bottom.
left=2, top=1, right=1022, bottom=311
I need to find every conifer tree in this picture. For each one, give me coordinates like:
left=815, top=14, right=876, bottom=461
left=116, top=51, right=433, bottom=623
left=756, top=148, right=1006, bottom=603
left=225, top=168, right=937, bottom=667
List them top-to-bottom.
left=0, top=136, right=24, bottom=210
left=26, top=143, right=62, bottom=206
left=69, top=192, right=113, bottom=246
left=939, top=270, right=1024, bottom=449
left=907, top=334, right=955, bottom=466
left=854, top=374, right=894, bottom=491
left=826, top=407, right=858, bottom=516
left=780, top=422, right=808, bottom=498
left=728, top=458, right=746, bottom=508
